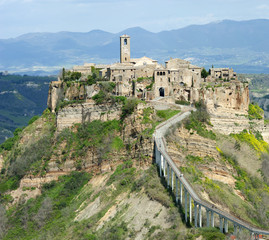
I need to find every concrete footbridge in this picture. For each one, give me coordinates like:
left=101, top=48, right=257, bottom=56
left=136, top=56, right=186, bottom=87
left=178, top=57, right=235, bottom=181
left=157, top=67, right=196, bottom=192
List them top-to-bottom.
left=153, top=107, right=269, bottom=240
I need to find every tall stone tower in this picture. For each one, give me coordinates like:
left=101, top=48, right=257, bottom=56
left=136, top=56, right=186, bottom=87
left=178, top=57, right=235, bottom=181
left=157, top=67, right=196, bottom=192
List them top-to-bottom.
left=120, top=35, right=130, bottom=63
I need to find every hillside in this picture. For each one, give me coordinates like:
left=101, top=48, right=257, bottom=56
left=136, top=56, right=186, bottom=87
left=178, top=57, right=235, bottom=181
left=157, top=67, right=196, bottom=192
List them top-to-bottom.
left=1, top=19, right=269, bottom=74
left=0, top=74, right=55, bottom=143
left=0, top=99, right=231, bottom=239
left=166, top=106, right=269, bottom=236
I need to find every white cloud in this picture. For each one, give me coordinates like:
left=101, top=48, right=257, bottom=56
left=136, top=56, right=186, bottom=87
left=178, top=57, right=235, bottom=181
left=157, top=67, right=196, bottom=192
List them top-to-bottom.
left=257, top=4, right=269, bottom=10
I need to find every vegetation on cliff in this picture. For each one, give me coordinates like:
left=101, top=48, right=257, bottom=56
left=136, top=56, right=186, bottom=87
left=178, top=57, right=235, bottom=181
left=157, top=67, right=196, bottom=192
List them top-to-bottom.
left=184, top=101, right=216, bottom=140
left=248, top=103, right=264, bottom=120
left=167, top=108, right=269, bottom=231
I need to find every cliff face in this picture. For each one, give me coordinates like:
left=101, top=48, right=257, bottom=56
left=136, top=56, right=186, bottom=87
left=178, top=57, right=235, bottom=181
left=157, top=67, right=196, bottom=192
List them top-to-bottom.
left=47, top=81, right=100, bottom=112
left=47, top=81, right=64, bottom=113
left=198, top=83, right=252, bottom=134
left=56, top=101, right=122, bottom=131
left=1, top=102, right=156, bottom=197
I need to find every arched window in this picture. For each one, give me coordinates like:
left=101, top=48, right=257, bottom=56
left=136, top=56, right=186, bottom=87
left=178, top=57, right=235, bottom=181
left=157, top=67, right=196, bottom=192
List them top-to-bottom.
left=124, top=38, right=127, bottom=45
left=157, top=72, right=160, bottom=76
left=160, top=72, right=163, bottom=76
left=163, top=72, right=165, bottom=75
left=159, top=87, right=165, bottom=97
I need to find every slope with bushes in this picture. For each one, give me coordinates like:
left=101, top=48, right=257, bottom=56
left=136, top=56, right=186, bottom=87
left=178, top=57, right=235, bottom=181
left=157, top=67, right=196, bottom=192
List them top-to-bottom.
left=166, top=102, right=269, bottom=232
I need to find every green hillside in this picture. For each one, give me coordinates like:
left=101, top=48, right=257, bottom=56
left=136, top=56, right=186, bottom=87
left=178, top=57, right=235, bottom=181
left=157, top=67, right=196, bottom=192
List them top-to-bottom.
left=0, top=73, right=56, bottom=143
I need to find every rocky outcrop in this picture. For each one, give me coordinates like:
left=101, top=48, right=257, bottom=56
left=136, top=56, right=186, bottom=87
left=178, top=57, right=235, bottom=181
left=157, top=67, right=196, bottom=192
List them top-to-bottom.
left=47, top=80, right=101, bottom=112
left=47, top=81, right=64, bottom=113
left=56, top=100, right=122, bottom=131
left=167, top=127, right=220, bottom=160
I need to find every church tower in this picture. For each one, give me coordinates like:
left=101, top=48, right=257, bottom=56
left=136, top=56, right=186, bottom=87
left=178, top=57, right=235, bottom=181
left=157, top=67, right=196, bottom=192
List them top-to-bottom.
left=120, top=35, right=130, bottom=63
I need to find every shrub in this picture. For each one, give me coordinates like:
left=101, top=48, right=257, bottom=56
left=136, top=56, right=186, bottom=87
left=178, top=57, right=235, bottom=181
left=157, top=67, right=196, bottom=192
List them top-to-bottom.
left=92, top=90, right=106, bottom=104
left=121, top=98, right=139, bottom=120
left=248, top=103, right=263, bottom=120
left=28, top=115, right=39, bottom=125
left=0, top=127, right=22, bottom=151
left=231, top=130, right=269, bottom=154
left=199, top=227, right=225, bottom=240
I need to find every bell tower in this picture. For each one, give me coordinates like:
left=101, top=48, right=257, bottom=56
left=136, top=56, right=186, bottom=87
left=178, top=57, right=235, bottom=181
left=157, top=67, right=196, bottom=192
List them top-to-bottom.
left=120, top=35, right=130, bottom=63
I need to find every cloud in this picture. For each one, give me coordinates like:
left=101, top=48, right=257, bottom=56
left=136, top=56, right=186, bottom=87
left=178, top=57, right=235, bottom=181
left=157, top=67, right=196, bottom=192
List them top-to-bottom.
left=257, top=4, right=269, bottom=10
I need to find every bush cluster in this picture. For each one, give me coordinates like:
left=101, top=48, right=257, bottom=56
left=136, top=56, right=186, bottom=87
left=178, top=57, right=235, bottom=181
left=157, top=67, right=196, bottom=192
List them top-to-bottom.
left=184, top=101, right=216, bottom=140
left=248, top=103, right=264, bottom=120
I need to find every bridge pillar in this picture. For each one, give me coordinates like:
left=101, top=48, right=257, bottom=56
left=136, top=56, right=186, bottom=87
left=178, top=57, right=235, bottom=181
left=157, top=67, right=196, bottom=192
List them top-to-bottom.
left=160, top=154, right=163, bottom=177
left=162, top=156, right=166, bottom=178
left=167, top=164, right=170, bottom=188
left=171, top=170, right=174, bottom=190
left=175, top=176, right=178, bottom=203
left=180, top=181, right=183, bottom=204
left=185, top=188, right=188, bottom=223
left=189, top=195, right=192, bottom=223
left=194, top=203, right=198, bottom=228
left=198, top=205, right=202, bottom=227
left=206, top=209, right=210, bottom=227
left=211, top=211, right=214, bottom=227
left=219, top=216, right=223, bottom=233
left=224, top=218, right=228, bottom=233
left=234, top=224, right=237, bottom=236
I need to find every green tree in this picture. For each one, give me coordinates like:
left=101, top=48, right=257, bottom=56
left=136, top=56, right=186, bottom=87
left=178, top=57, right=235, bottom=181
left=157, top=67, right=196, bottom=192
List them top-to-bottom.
left=201, top=68, right=209, bottom=79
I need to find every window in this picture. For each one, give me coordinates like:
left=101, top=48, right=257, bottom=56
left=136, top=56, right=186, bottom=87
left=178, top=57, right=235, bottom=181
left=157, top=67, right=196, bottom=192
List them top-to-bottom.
left=124, top=38, right=127, bottom=45
left=125, top=57, right=127, bottom=61
left=157, top=72, right=160, bottom=76
left=160, top=72, right=163, bottom=76
left=163, top=72, right=165, bottom=75
left=159, top=87, right=165, bottom=97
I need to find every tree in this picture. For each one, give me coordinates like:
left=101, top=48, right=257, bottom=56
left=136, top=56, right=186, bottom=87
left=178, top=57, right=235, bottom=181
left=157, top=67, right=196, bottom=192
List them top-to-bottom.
left=201, top=68, right=209, bottom=79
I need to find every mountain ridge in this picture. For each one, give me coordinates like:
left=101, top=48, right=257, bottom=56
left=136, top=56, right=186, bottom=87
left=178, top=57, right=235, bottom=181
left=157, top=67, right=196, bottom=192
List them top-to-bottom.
left=1, top=19, right=269, bottom=74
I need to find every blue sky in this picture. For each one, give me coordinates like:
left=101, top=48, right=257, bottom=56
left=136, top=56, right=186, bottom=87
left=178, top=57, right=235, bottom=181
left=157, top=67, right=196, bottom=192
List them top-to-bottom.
left=0, top=0, right=269, bottom=39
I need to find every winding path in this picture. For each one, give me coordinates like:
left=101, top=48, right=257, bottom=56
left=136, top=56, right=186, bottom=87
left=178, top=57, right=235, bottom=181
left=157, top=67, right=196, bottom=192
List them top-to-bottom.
left=153, top=106, right=269, bottom=239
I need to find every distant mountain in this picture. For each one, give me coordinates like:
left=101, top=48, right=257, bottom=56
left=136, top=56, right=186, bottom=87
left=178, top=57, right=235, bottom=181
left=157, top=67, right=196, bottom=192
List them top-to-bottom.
left=1, top=19, right=269, bottom=74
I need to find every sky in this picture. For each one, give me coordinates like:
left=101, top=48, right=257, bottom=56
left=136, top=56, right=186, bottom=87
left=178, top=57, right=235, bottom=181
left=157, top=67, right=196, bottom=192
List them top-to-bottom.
left=0, top=0, right=269, bottom=39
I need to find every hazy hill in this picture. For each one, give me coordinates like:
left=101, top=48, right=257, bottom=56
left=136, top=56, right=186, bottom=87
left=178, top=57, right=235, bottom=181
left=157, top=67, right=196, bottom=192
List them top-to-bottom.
left=1, top=19, right=269, bottom=74
left=0, top=74, right=55, bottom=143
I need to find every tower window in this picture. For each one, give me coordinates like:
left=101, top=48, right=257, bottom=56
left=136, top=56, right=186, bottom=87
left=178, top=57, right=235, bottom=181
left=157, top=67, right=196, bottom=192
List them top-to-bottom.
left=124, top=38, right=127, bottom=45
left=125, top=57, right=127, bottom=61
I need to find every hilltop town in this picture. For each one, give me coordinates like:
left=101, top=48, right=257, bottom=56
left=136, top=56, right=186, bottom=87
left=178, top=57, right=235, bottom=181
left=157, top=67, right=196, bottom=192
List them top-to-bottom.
left=47, top=35, right=269, bottom=140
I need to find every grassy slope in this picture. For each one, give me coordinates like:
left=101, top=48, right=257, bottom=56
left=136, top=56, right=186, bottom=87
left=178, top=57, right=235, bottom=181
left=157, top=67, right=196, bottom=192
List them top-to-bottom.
left=0, top=104, right=229, bottom=239
left=167, top=109, right=269, bottom=230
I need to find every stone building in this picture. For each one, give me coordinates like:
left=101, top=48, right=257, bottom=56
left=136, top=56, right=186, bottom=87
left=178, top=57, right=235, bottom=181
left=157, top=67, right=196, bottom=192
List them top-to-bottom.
left=66, top=35, right=241, bottom=104
left=209, top=68, right=237, bottom=80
